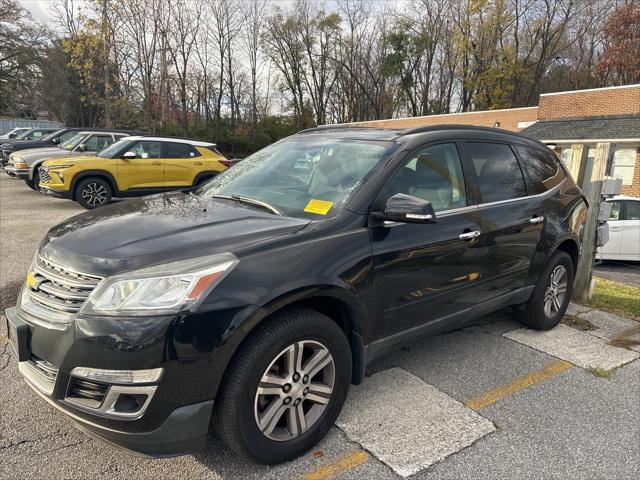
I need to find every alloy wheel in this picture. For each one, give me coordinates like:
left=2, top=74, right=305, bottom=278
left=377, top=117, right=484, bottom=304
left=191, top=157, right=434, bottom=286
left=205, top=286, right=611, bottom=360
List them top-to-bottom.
left=81, top=183, right=107, bottom=207
left=544, top=265, right=568, bottom=318
left=254, top=340, right=335, bottom=441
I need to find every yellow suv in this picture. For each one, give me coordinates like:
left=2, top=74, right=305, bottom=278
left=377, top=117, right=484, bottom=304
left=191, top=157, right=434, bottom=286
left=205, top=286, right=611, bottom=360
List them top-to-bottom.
left=39, top=136, right=229, bottom=209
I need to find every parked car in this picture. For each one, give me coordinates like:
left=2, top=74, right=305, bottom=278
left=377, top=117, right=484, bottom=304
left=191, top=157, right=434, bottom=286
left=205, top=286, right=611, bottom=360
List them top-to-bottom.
left=5, top=125, right=587, bottom=463
left=0, top=127, right=31, bottom=142
left=0, top=127, right=134, bottom=168
left=0, top=128, right=60, bottom=165
left=5, top=131, right=130, bottom=189
left=39, top=135, right=228, bottom=209
left=597, top=195, right=640, bottom=261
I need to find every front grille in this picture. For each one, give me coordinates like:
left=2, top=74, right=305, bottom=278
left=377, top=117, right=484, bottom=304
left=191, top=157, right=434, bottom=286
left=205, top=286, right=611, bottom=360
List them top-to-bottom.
left=39, top=168, right=51, bottom=183
left=27, top=256, right=102, bottom=315
left=67, top=377, right=109, bottom=409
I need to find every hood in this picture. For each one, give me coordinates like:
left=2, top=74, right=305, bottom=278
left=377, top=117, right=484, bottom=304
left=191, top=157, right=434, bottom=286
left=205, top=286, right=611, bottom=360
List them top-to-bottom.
left=2, top=139, right=52, bottom=151
left=10, top=147, right=71, bottom=165
left=43, top=154, right=96, bottom=166
left=40, top=191, right=310, bottom=276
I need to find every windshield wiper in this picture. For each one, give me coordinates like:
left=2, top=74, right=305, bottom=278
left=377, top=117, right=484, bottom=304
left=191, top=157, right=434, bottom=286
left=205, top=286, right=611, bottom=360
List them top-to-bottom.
left=209, top=194, right=282, bottom=215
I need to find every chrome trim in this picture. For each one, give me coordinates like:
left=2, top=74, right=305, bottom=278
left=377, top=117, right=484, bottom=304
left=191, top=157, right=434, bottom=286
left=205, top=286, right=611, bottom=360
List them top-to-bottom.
left=474, top=178, right=567, bottom=210
left=18, top=359, right=58, bottom=396
left=64, top=384, right=158, bottom=421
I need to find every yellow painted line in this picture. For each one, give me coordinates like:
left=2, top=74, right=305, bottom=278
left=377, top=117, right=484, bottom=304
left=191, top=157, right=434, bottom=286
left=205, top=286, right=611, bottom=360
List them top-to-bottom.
left=465, top=360, right=572, bottom=410
left=302, top=449, right=370, bottom=480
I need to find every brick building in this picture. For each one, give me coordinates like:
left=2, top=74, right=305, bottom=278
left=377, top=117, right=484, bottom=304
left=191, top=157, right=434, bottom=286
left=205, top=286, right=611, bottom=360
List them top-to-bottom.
left=348, top=84, right=640, bottom=197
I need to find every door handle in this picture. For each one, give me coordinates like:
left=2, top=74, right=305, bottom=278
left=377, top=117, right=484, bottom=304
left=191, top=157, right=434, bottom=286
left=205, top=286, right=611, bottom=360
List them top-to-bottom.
left=151, top=161, right=162, bottom=165
left=194, top=161, right=204, bottom=165
left=530, top=216, right=545, bottom=224
left=609, top=227, right=621, bottom=232
left=459, top=230, right=481, bottom=240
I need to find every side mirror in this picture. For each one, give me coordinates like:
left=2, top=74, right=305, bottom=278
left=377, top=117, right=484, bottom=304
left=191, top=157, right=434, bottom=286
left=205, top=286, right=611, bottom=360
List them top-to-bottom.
left=8, top=133, right=16, bottom=138
left=51, top=137, right=61, bottom=144
left=77, top=144, right=87, bottom=152
left=122, top=151, right=137, bottom=160
left=373, top=193, right=437, bottom=224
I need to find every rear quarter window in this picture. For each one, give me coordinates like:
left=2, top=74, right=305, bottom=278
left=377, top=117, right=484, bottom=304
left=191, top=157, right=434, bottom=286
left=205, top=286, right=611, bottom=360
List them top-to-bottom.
left=515, top=145, right=566, bottom=194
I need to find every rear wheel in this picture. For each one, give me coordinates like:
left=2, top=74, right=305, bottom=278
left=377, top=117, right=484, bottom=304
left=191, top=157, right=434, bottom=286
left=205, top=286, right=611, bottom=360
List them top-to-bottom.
left=75, top=177, right=112, bottom=209
left=514, top=251, right=574, bottom=330
left=214, top=308, right=351, bottom=464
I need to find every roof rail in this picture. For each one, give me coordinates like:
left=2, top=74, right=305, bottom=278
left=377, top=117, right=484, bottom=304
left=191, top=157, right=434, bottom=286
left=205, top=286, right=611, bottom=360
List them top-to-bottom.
left=297, top=124, right=396, bottom=134
left=400, top=124, right=511, bottom=136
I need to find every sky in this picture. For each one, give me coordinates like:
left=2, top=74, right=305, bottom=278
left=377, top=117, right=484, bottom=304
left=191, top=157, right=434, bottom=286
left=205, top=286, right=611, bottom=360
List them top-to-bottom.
left=20, top=0, right=60, bottom=22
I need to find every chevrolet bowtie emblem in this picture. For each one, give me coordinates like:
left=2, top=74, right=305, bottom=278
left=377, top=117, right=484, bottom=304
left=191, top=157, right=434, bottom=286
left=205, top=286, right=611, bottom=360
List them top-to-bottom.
left=26, top=271, right=41, bottom=290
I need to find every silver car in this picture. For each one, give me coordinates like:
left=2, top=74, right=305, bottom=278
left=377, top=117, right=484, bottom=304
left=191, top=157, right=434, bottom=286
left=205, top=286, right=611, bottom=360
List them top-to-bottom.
left=5, top=131, right=129, bottom=189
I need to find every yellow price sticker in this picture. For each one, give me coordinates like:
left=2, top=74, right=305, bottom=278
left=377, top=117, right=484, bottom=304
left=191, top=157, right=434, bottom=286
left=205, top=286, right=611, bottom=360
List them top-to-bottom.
left=304, top=199, right=334, bottom=215
left=26, top=271, right=38, bottom=289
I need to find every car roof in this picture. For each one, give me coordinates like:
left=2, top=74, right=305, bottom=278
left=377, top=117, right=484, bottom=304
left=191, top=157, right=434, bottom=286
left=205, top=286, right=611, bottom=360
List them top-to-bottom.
left=297, top=124, right=550, bottom=149
left=77, top=131, right=130, bottom=136
left=124, top=135, right=215, bottom=147
left=607, top=195, right=639, bottom=201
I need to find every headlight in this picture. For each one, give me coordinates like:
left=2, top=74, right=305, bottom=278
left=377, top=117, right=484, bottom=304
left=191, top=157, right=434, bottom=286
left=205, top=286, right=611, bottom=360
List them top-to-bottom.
left=80, top=252, right=238, bottom=316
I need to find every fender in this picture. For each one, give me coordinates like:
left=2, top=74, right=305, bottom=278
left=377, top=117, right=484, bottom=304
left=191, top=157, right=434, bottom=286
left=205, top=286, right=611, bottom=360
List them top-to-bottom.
left=29, top=160, right=45, bottom=180
left=69, top=170, right=119, bottom=197
left=192, top=171, right=219, bottom=186
left=204, top=285, right=368, bottom=400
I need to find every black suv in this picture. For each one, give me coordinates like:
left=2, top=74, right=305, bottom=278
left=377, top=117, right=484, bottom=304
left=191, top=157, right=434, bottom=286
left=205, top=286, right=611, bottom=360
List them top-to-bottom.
left=6, top=125, right=587, bottom=463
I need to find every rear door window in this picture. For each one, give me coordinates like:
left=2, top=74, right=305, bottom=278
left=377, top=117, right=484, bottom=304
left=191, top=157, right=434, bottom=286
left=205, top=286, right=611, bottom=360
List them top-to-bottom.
left=165, top=142, right=197, bottom=158
left=466, top=142, right=527, bottom=203
left=515, top=145, right=566, bottom=194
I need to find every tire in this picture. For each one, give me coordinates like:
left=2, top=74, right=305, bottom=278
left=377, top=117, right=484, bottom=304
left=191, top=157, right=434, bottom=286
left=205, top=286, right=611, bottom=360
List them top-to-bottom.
left=26, top=173, right=37, bottom=190
left=75, top=177, right=112, bottom=209
left=514, top=251, right=574, bottom=330
left=214, top=308, right=352, bottom=464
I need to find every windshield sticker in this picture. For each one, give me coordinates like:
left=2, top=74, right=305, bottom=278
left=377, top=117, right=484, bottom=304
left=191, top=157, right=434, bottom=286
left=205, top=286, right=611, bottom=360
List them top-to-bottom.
left=304, top=199, right=334, bottom=215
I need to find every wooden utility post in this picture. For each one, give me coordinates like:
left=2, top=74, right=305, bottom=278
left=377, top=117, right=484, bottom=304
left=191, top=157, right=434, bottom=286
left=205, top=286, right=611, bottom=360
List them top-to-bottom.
left=573, top=142, right=611, bottom=299
left=567, top=144, right=588, bottom=183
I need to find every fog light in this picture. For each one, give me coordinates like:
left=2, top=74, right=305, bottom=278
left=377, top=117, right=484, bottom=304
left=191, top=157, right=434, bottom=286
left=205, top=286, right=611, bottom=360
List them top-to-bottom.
left=70, top=367, right=163, bottom=385
left=113, top=393, right=148, bottom=413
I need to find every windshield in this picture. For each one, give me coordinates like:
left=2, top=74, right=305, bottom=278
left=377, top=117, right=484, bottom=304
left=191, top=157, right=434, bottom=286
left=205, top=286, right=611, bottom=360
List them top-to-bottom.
left=15, top=129, right=33, bottom=139
left=42, top=129, right=65, bottom=142
left=60, top=133, right=86, bottom=150
left=196, top=137, right=393, bottom=219
left=97, top=138, right=132, bottom=158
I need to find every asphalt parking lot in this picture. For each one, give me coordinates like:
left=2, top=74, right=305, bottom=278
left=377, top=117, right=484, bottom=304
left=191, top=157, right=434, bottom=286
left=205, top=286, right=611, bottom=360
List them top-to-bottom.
left=1, top=174, right=639, bottom=479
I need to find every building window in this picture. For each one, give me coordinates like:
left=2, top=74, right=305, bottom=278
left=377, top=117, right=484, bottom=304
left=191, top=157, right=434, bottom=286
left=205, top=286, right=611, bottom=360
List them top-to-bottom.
left=610, top=148, right=637, bottom=185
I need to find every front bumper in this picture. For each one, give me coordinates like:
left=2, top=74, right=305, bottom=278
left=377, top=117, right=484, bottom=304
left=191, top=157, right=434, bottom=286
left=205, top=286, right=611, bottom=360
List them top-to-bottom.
left=4, top=166, right=28, bottom=177
left=40, top=186, right=72, bottom=199
left=4, top=305, right=216, bottom=456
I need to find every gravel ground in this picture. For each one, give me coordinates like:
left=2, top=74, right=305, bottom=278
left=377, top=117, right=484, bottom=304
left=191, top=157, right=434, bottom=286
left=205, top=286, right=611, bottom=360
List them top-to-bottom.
left=1, top=174, right=638, bottom=480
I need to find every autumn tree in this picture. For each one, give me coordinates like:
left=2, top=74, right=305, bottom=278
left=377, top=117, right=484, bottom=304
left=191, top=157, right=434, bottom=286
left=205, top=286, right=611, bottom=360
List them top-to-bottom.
left=597, top=2, right=640, bottom=84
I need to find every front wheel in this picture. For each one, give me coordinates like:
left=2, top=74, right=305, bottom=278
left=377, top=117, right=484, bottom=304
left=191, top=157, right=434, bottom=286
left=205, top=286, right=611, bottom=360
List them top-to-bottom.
left=26, top=171, right=38, bottom=190
left=75, top=178, right=112, bottom=209
left=514, top=251, right=574, bottom=330
left=214, top=308, right=352, bottom=464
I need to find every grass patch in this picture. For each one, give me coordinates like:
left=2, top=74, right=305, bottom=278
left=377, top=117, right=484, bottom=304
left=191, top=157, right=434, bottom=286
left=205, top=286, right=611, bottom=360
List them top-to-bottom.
left=574, top=277, right=640, bottom=321
left=562, top=314, right=598, bottom=331
left=588, top=367, right=615, bottom=378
